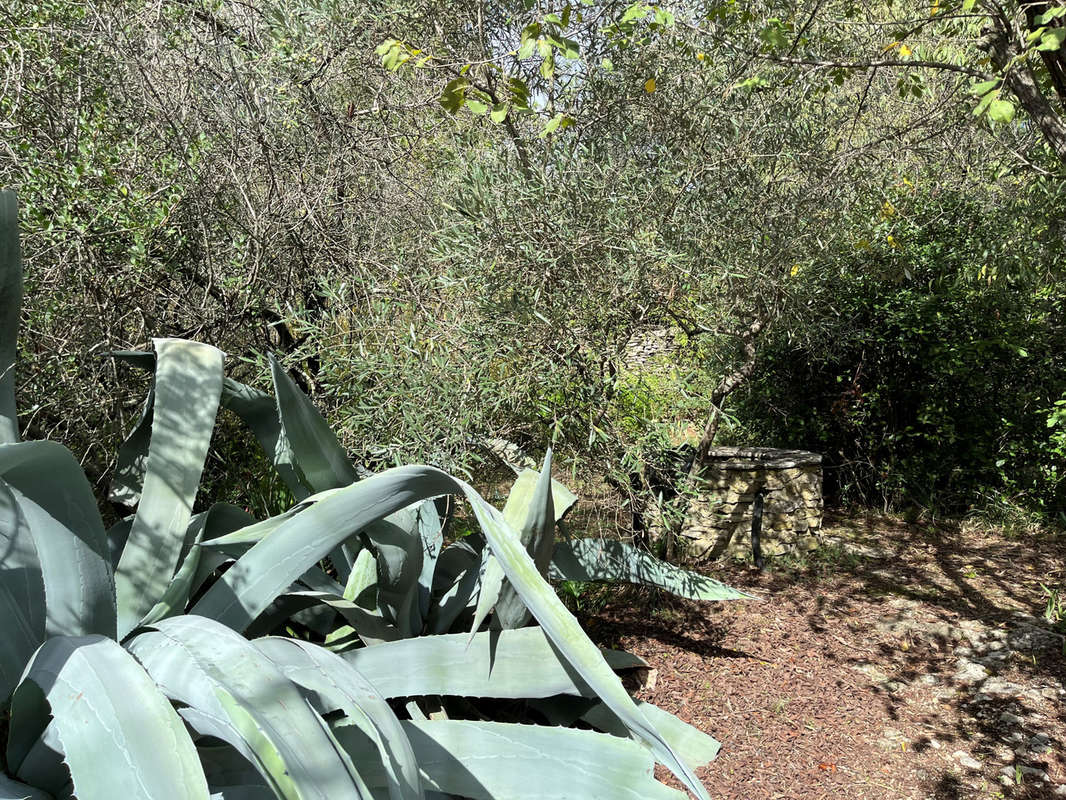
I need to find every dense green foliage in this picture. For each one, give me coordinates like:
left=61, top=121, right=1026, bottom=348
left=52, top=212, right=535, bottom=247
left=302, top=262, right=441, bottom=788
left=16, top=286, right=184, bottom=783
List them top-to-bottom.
left=1, top=0, right=1063, bottom=526
left=739, top=186, right=1066, bottom=515
left=0, top=198, right=742, bottom=799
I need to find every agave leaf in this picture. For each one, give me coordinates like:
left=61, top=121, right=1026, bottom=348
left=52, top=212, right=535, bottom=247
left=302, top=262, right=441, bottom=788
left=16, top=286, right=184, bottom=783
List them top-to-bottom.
left=0, top=190, right=21, bottom=445
left=115, top=338, right=224, bottom=637
left=268, top=353, right=359, bottom=492
left=220, top=378, right=306, bottom=501
left=109, top=388, right=154, bottom=509
left=0, top=442, right=115, bottom=638
left=492, top=454, right=559, bottom=629
left=471, top=455, right=576, bottom=633
left=189, top=465, right=710, bottom=797
left=190, top=466, right=460, bottom=631
left=0, top=479, right=45, bottom=702
left=200, top=487, right=346, bottom=556
left=460, top=490, right=712, bottom=800
left=414, top=502, right=442, bottom=621
left=140, top=504, right=256, bottom=628
left=361, top=505, right=423, bottom=636
left=550, top=538, right=751, bottom=601
left=343, top=547, right=378, bottom=604
left=426, top=551, right=480, bottom=635
left=247, top=591, right=400, bottom=646
left=127, top=615, right=370, bottom=800
left=341, top=626, right=645, bottom=699
left=8, top=635, right=209, bottom=800
left=254, top=637, right=423, bottom=800
left=582, top=700, right=722, bottom=768
left=5, top=720, right=65, bottom=798
left=333, top=720, right=686, bottom=800
left=0, top=773, right=53, bottom=800
left=208, top=788, right=274, bottom=800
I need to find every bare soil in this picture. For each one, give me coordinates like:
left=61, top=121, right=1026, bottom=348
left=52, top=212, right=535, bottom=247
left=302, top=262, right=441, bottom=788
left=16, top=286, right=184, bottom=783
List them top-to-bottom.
left=580, top=511, right=1066, bottom=800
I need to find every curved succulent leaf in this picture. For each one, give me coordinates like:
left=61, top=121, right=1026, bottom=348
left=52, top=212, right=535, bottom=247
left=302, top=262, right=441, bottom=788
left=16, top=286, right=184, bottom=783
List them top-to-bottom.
left=0, top=191, right=21, bottom=445
left=115, top=338, right=224, bottom=637
left=268, top=354, right=359, bottom=493
left=219, top=378, right=306, bottom=501
left=109, top=388, right=154, bottom=509
left=0, top=442, right=114, bottom=638
left=490, top=454, right=558, bottom=630
left=190, top=464, right=711, bottom=798
left=190, top=467, right=459, bottom=631
left=0, top=479, right=46, bottom=702
left=460, top=490, right=712, bottom=800
left=140, top=504, right=256, bottom=628
left=361, top=505, right=423, bottom=636
left=550, top=538, right=751, bottom=601
left=126, top=615, right=370, bottom=800
left=341, top=627, right=645, bottom=699
left=7, top=635, right=209, bottom=800
left=253, top=637, right=423, bottom=800
left=582, top=700, right=721, bottom=768
left=333, top=720, right=687, bottom=800
left=0, top=772, right=53, bottom=800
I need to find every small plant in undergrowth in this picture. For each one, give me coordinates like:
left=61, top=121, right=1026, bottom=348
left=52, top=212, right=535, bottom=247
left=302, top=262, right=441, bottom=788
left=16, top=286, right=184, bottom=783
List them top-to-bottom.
left=0, top=191, right=749, bottom=800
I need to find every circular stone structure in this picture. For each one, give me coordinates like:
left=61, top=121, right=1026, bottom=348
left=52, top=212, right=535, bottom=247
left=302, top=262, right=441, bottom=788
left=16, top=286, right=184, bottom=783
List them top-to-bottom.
left=676, top=447, right=823, bottom=562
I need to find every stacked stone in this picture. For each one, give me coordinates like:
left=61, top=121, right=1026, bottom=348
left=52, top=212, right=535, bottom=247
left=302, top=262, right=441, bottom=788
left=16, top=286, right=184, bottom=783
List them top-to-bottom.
left=621, top=327, right=677, bottom=369
left=676, top=447, right=823, bottom=562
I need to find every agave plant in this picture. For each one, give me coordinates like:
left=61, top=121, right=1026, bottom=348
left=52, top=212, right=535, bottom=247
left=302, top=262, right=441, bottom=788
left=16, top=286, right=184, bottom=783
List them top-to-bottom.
left=0, top=189, right=747, bottom=800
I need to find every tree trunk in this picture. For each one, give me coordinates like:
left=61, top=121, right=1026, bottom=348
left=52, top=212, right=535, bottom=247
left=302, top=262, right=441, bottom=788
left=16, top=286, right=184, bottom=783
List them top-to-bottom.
left=983, top=15, right=1066, bottom=165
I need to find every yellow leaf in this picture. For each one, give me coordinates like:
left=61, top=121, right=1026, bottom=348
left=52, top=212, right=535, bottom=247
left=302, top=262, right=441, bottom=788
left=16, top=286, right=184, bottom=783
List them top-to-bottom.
left=931, top=0, right=940, bottom=15
left=882, top=41, right=900, bottom=53
left=899, top=44, right=913, bottom=57
left=697, top=52, right=706, bottom=61
left=644, top=78, right=656, bottom=93
left=882, top=200, right=896, bottom=218
left=887, top=234, right=901, bottom=249
left=790, top=263, right=801, bottom=277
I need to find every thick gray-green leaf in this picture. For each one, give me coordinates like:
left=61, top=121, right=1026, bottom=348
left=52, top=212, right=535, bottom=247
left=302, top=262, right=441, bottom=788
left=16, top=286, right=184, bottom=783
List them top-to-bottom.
left=0, top=191, right=21, bottom=445
left=115, top=339, right=224, bottom=637
left=269, top=353, right=358, bottom=492
left=220, top=378, right=307, bottom=500
left=109, top=388, right=154, bottom=508
left=0, top=441, right=114, bottom=638
left=493, top=454, right=558, bottom=629
left=466, top=456, right=554, bottom=631
left=188, top=466, right=708, bottom=797
left=190, top=467, right=459, bottom=631
left=0, top=479, right=45, bottom=702
left=200, top=487, right=346, bottom=556
left=460, top=491, right=712, bottom=800
left=414, top=501, right=442, bottom=621
left=140, top=504, right=256, bottom=628
left=361, top=505, right=422, bottom=636
left=550, top=538, right=751, bottom=601
left=245, top=591, right=399, bottom=646
left=127, top=615, right=370, bottom=800
left=341, top=626, right=645, bottom=699
left=8, top=635, right=208, bottom=800
left=253, top=638, right=423, bottom=800
left=582, top=700, right=721, bottom=768
left=334, top=720, right=686, bottom=800
left=0, top=773, right=53, bottom=800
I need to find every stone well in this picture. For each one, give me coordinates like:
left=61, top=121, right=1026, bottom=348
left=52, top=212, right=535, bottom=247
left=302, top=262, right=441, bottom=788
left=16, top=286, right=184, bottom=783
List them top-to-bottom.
left=676, top=447, right=823, bottom=562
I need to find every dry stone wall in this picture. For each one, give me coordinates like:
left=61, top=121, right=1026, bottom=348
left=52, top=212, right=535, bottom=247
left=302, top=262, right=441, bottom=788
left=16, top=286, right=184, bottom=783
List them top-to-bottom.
left=676, top=447, right=823, bottom=562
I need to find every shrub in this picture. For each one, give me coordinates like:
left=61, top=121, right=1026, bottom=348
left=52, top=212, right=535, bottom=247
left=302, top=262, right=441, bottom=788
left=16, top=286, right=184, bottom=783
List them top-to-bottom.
left=0, top=191, right=744, bottom=799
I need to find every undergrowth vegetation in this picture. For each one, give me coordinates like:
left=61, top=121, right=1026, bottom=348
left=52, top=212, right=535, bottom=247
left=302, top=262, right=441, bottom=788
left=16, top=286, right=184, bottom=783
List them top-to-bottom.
left=0, top=193, right=747, bottom=799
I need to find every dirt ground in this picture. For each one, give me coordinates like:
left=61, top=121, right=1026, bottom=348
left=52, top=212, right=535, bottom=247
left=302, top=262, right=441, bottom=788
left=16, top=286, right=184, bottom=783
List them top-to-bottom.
left=580, top=512, right=1066, bottom=800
